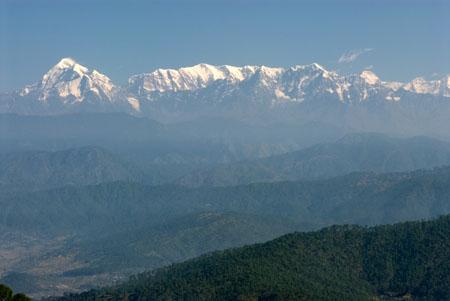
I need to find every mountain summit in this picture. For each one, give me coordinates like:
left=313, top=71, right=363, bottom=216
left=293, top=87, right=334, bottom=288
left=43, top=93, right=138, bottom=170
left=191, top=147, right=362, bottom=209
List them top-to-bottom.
left=20, top=58, right=117, bottom=103
left=403, top=75, right=450, bottom=97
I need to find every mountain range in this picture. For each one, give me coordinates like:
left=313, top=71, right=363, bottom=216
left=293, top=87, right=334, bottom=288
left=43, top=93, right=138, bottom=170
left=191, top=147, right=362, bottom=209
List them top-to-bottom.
left=2, top=58, right=450, bottom=136
left=3, top=132, right=450, bottom=192
left=178, top=133, right=450, bottom=187
left=4, top=164, right=450, bottom=240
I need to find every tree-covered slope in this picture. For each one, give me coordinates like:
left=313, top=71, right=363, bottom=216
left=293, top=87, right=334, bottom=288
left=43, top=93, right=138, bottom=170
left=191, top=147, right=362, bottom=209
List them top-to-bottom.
left=178, top=133, right=450, bottom=187
left=0, top=146, right=143, bottom=193
left=2, top=166, right=450, bottom=236
left=61, top=211, right=297, bottom=275
left=0, top=212, right=297, bottom=298
left=54, top=215, right=450, bottom=301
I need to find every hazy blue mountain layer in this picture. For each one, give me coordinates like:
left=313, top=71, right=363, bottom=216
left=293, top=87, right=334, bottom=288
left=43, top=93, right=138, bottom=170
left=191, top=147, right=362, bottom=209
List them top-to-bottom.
left=179, top=133, right=450, bottom=187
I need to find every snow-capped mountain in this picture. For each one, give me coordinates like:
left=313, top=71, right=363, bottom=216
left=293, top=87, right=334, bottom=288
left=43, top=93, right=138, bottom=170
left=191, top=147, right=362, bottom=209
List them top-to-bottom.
left=0, top=58, right=123, bottom=115
left=1, top=58, right=450, bottom=135
left=21, top=58, right=117, bottom=103
left=127, top=62, right=391, bottom=108
left=128, top=62, right=450, bottom=107
left=128, top=63, right=262, bottom=94
left=403, top=75, right=450, bottom=97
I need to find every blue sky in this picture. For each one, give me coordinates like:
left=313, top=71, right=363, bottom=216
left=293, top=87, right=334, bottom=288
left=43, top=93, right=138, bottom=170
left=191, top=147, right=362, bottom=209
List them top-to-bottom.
left=0, top=0, right=449, bottom=91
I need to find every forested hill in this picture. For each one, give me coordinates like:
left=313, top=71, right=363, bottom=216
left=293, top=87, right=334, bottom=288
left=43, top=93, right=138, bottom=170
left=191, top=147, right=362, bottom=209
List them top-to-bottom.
left=0, top=146, right=142, bottom=193
left=3, top=166, right=450, bottom=237
left=52, top=215, right=450, bottom=301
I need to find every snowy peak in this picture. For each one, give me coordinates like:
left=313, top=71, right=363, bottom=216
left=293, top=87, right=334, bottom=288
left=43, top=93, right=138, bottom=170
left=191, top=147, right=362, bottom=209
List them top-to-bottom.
left=52, top=57, right=86, bottom=73
left=20, top=58, right=116, bottom=103
left=291, top=62, right=327, bottom=73
left=128, top=63, right=263, bottom=93
left=278, top=63, right=349, bottom=101
left=287, top=63, right=334, bottom=81
left=359, top=70, right=380, bottom=85
left=402, top=75, right=450, bottom=97
left=403, top=77, right=440, bottom=95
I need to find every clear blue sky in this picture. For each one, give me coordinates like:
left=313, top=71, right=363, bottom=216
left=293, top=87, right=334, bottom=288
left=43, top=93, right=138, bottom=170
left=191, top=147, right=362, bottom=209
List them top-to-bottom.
left=0, top=0, right=449, bottom=91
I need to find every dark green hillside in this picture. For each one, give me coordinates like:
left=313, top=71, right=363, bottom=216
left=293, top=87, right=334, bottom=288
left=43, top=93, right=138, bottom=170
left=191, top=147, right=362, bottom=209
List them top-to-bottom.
left=179, top=133, right=450, bottom=187
left=54, top=215, right=450, bottom=301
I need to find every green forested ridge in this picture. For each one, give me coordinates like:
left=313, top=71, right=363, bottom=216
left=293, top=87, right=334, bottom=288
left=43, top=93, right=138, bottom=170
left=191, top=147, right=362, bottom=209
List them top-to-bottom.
left=179, top=133, right=450, bottom=187
left=0, top=146, right=143, bottom=193
left=3, top=166, right=450, bottom=236
left=51, top=215, right=450, bottom=301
